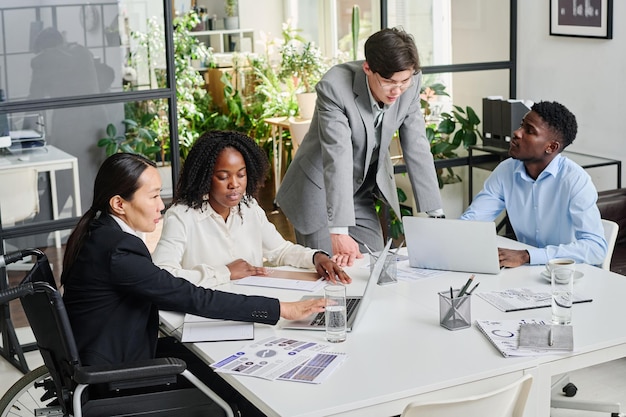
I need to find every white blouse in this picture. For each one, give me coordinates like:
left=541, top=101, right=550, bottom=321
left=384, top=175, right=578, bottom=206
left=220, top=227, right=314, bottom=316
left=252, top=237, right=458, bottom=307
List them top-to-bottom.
left=152, top=199, right=317, bottom=288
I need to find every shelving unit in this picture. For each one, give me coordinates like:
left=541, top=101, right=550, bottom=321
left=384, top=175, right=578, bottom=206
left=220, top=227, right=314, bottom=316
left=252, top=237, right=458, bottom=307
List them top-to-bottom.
left=190, top=28, right=254, bottom=55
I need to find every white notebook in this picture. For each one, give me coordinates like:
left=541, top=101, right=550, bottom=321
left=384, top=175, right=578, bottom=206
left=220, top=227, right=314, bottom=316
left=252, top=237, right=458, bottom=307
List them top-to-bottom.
left=181, top=314, right=254, bottom=342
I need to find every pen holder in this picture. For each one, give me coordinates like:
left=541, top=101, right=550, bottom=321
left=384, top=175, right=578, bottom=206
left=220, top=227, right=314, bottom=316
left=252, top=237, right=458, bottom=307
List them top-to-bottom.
left=439, top=290, right=471, bottom=331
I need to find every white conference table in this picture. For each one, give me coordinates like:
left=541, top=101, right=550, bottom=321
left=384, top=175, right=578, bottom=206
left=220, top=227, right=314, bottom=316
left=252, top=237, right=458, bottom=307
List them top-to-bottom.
left=0, top=145, right=81, bottom=247
left=159, top=237, right=626, bottom=417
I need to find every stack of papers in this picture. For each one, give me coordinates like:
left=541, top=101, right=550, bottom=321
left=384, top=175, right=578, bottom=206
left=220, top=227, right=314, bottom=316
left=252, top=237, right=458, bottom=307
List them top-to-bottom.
left=211, top=336, right=347, bottom=384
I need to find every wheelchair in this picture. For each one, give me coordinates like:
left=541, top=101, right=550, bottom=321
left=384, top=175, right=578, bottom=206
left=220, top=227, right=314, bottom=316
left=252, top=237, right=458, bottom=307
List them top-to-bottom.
left=0, top=249, right=234, bottom=417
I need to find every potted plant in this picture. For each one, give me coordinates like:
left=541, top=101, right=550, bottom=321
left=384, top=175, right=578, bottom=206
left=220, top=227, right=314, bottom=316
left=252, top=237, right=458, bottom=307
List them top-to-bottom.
left=224, top=0, right=239, bottom=30
left=278, top=23, right=328, bottom=119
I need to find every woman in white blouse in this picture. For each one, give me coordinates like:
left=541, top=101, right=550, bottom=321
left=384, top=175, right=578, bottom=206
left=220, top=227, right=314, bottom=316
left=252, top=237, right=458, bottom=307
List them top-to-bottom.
left=152, top=131, right=351, bottom=288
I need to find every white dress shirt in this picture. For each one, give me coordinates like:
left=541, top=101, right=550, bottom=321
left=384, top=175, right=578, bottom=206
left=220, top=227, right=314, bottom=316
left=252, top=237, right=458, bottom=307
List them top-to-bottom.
left=152, top=199, right=318, bottom=288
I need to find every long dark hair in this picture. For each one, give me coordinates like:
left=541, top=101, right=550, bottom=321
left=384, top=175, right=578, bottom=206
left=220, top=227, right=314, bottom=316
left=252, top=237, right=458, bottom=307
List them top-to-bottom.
left=173, top=130, right=269, bottom=210
left=61, top=153, right=155, bottom=285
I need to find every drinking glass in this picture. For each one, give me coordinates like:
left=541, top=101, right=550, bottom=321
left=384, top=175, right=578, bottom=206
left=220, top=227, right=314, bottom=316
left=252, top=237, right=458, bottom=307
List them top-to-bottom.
left=551, top=266, right=575, bottom=325
left=324, top=284, right=347, bottom=343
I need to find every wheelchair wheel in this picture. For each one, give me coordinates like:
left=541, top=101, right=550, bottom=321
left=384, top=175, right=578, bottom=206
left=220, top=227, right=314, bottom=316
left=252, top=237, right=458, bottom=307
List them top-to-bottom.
left=0, top=365, right=60, bottom=417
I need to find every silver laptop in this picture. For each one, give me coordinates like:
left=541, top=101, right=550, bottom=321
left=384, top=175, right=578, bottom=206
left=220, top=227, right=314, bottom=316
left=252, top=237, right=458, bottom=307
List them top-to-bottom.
left=403, top=216, right=501, bottom=274
left=282, top=239, right=393, bottom=331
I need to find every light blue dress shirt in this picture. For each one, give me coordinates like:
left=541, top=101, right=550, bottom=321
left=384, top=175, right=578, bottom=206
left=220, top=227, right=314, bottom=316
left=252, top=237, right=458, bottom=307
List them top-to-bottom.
left=461, top=154, right=607, bottom=265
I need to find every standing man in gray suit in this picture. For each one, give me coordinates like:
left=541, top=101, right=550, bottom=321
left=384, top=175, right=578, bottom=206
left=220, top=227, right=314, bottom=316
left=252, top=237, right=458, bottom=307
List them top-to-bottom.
left=276, top=27, right=444, bottom=266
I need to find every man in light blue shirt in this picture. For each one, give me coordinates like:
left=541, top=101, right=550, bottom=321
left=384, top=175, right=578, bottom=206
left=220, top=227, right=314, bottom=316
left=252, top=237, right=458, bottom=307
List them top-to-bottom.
left=461, top=101, right=607, bottom=267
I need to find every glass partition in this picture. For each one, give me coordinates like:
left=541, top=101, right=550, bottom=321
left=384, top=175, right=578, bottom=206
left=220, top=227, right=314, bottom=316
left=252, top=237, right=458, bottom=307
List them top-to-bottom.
left=0, top=0, right=167, bottom=102
left=387, top=0, right=510, bottom=66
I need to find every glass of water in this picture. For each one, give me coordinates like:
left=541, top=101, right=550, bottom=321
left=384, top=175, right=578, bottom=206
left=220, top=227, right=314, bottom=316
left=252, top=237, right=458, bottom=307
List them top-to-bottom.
left=551, top=266, right=575, bottom=325
left=324, top=284, right=347, bottom=343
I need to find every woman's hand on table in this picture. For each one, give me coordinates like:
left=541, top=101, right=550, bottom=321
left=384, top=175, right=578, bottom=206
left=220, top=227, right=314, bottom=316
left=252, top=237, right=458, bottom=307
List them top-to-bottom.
left=314, top=252, right=352, bottom=284
left=227, top=259, right=268, bottom=280
left=279, top=298, right=326, bottom=320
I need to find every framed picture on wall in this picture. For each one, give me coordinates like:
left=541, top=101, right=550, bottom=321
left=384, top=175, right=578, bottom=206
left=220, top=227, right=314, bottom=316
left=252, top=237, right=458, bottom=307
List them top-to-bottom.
left=550, top=0, right=613, bottom=39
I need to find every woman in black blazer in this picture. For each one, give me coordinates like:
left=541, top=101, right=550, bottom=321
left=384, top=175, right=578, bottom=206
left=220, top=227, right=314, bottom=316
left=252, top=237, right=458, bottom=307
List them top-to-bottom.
left=61, top=153, right=325, bottom=366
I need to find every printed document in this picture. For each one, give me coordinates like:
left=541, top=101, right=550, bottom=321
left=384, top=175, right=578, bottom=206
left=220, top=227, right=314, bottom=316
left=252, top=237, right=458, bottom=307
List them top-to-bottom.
left=234, top=269, right=325, bottom=292
left=478, top=287, right=592, bottom=312
left=211, top=336, right=347, bottom=384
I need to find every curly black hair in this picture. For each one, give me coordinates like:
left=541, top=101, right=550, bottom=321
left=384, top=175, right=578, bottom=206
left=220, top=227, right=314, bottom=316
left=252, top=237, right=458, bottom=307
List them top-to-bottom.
left=531, top=101, right=577, bottom=148
left=173, top=130, right=269, bottom=211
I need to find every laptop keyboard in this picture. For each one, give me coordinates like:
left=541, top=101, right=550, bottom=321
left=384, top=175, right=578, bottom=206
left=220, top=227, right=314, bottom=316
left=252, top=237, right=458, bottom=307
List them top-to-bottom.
left=311, top=298, right=360, bottom=326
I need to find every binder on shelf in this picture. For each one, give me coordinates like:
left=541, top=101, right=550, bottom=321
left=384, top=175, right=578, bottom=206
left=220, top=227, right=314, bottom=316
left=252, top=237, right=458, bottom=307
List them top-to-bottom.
left=482, top=97, right=495, bottom=140
left=486, top=98, right=503, bottom=148
left=501, top=100, right=531, bottom=143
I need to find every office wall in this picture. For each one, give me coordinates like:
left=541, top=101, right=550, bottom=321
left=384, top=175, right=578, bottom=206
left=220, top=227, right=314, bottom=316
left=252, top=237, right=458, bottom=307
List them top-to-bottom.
left=240, top=0, right=285, bottom=53
left=517, top=1, right=624, bottom=191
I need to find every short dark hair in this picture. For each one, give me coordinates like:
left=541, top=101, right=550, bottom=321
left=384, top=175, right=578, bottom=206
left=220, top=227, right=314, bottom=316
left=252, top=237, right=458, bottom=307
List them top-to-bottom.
left=364, top=27, right=420, bottom=78
left=531, top=101, right=578, bottom=148
left=174, top=130, right=269, bottom=210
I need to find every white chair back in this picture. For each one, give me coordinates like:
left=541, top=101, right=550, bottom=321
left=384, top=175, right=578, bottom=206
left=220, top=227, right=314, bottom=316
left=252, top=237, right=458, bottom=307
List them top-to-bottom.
left=0, top=168, right=39, bottom=226
left=601, top=218, right=619, bottom=270
left=400, top=374, right=533, bottom=417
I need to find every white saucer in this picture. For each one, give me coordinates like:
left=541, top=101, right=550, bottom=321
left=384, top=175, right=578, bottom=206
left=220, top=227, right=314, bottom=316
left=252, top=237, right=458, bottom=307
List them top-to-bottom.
left=540, top=270, right=584, bottom=282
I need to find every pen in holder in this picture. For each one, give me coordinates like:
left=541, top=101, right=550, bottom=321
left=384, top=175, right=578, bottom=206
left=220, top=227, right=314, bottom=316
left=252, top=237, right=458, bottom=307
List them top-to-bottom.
left=439, top=289, right=472, bottom=331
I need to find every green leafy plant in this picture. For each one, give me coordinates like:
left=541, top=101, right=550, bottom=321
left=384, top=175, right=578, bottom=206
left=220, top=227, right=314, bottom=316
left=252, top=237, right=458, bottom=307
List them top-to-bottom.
left=225, top=0, right=238, bottom=17
left=122, top=11, right=214, bottom=162
left=278, top=23, right=328, bottom=93
left=252, top=56, right=299, bottom=119
left=420, top=82, right=482, bottom=188
left=383, top=84, right=482, bottom=239
left=427, top=105, right=481, bottom=188
left=97, top=117, right=160, bottom=159
left=376, top=187, right=413, bottom=240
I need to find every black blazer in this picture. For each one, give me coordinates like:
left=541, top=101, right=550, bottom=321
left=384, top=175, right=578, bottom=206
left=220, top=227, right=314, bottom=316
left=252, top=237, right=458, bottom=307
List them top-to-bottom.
left=62, top=215, right=280, bottom=366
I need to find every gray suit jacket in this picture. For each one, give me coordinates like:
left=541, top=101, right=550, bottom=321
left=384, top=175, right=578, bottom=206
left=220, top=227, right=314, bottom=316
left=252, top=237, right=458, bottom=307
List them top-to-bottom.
left=276, top=61, right=442, bottom=235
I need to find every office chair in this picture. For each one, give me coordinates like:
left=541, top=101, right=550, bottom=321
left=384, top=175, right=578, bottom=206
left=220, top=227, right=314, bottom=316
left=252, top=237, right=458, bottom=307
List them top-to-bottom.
left=0, top=168, right=40, bottom=271
left=0, top=168, right=39, bottom=227
left=601, top=218, right=619, bottom=270
left=549, top=219, right=622, bottom=416
left=0, top=249, right=234, bottom=417
left=399, top=374, right=533, bottom=417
